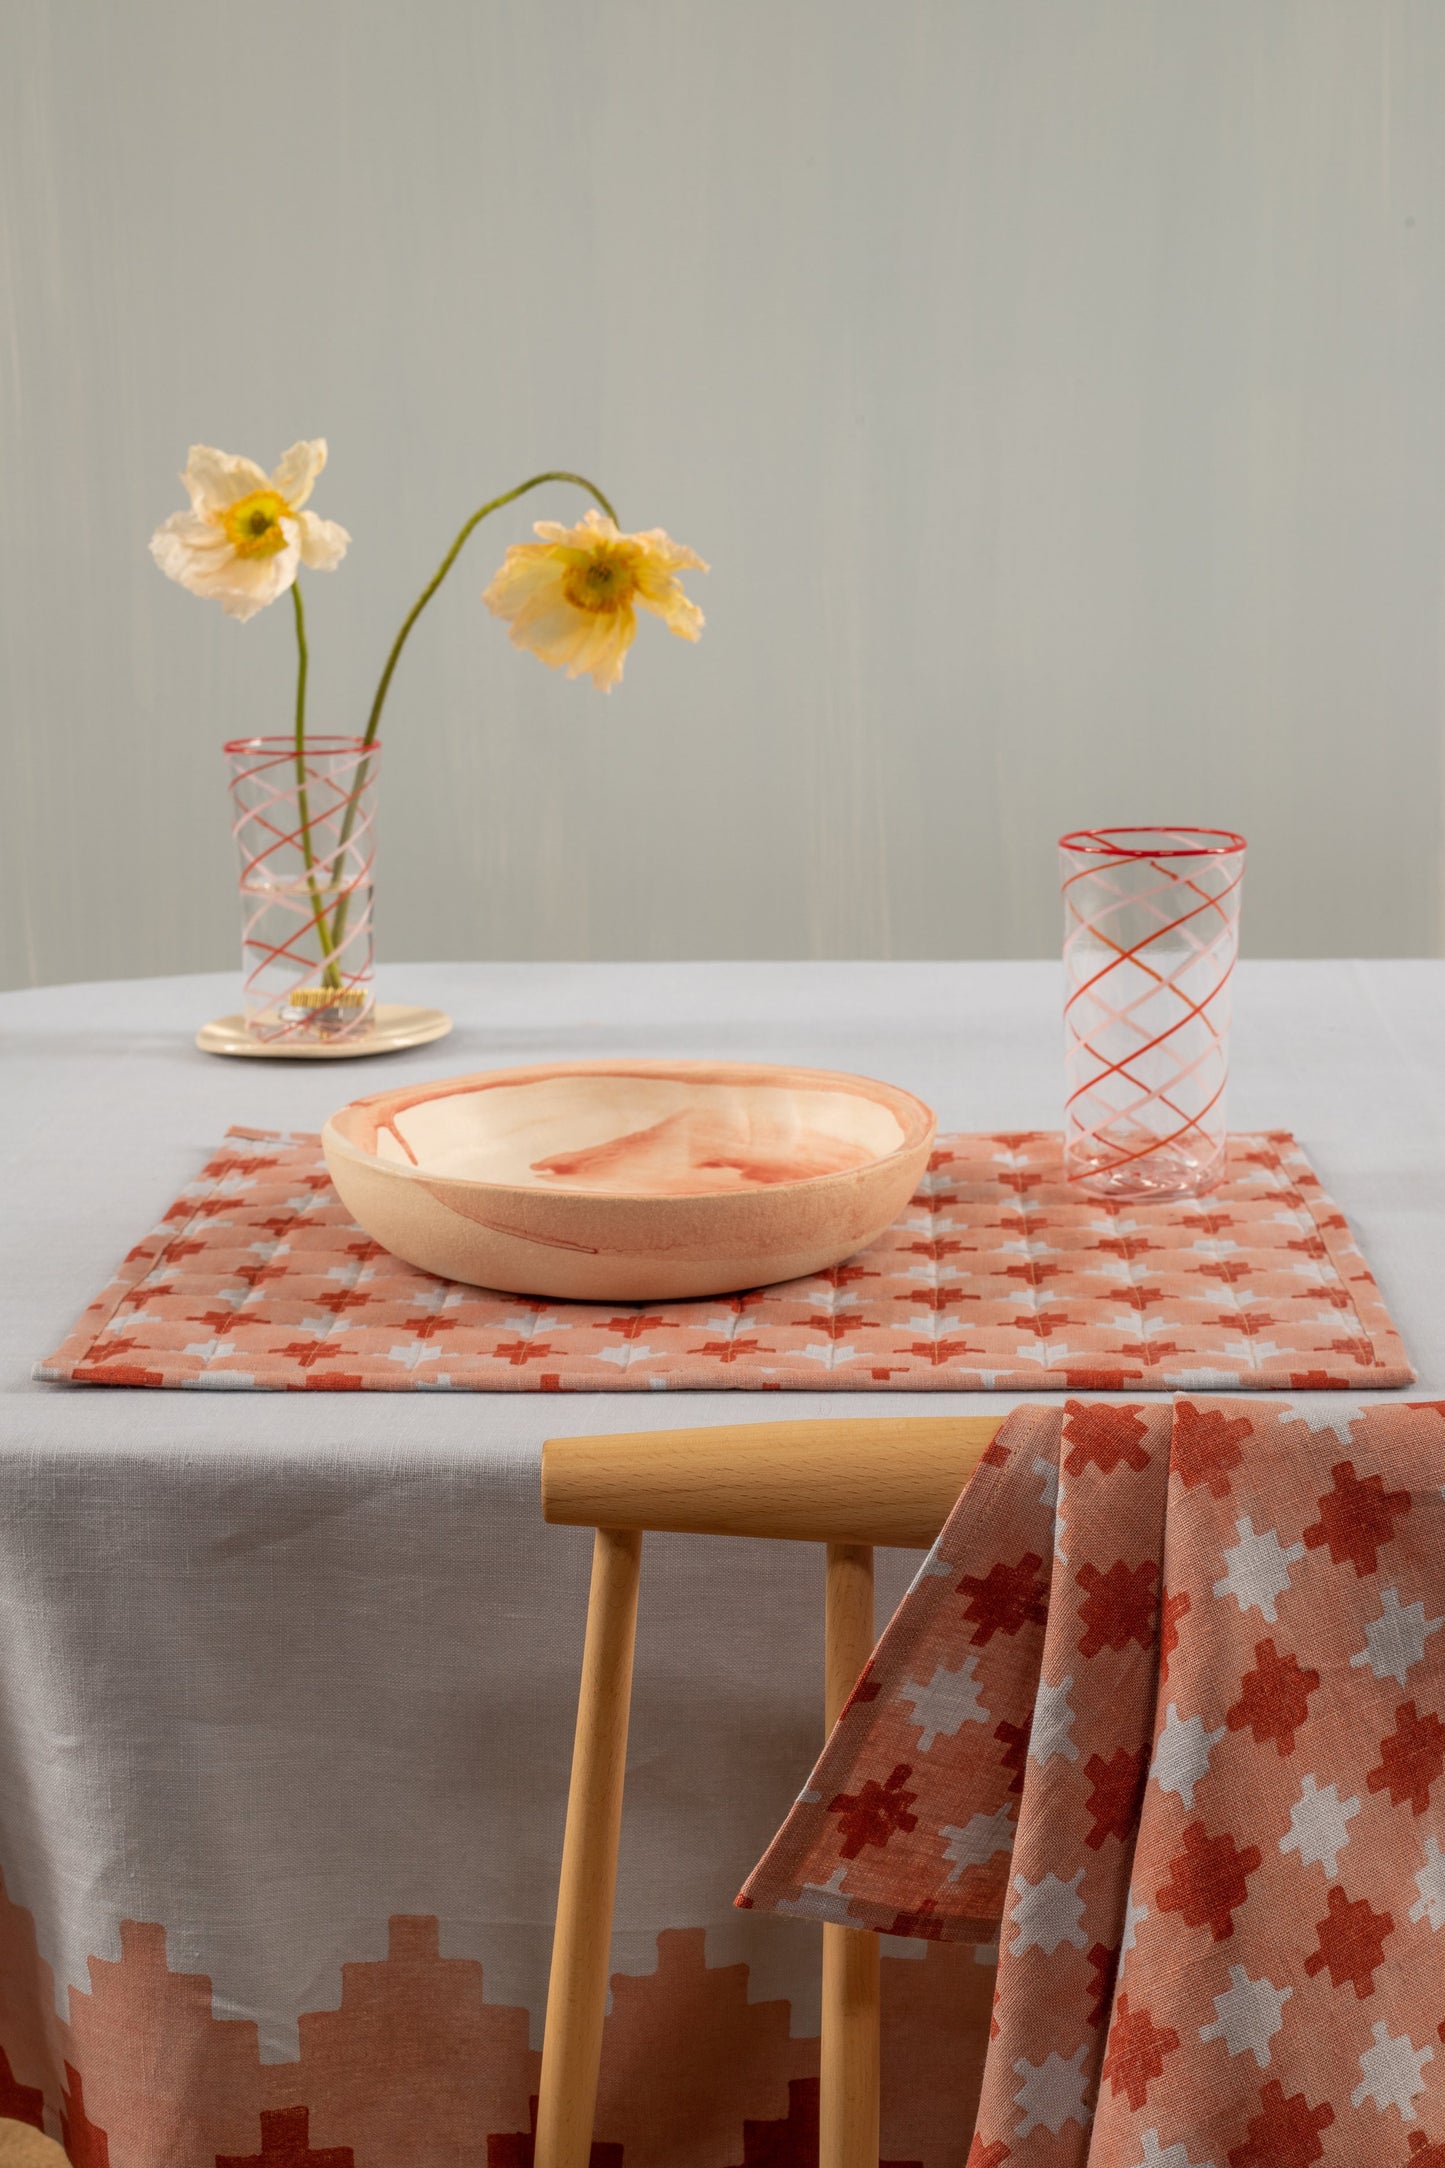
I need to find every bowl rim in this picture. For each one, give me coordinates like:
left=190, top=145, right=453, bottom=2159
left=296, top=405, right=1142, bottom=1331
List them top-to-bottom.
left=322, top=1058, right=937, bottom=1204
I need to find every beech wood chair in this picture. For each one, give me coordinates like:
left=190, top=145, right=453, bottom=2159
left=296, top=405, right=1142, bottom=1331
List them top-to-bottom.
left=533, top=1414, right=1004, bottom=2168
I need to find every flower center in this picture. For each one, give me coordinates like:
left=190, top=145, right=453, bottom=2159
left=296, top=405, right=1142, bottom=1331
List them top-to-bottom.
left=222, top=488, right=292, bottom=559
left=563, top=550, right=635, bottom=615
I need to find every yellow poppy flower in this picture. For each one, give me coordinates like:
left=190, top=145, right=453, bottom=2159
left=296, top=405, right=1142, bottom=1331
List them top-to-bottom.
left=150, top=440, right=350, bottom=622
left=482, top=508, right=707, bottom=692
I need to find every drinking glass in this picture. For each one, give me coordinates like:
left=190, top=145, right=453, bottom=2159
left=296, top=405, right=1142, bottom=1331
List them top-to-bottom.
left=226, top=735, right=380, bottom=1045
left=1060, top=826, right=1246, bottom=1198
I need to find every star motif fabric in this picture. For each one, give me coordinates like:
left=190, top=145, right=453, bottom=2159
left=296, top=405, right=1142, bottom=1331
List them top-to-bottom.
left=36, top=1128, right=1414, bottom=1393
left=739, top=1397, right=1445, bottom=2162
left=1198, top=1965, right=1292, bottom=2069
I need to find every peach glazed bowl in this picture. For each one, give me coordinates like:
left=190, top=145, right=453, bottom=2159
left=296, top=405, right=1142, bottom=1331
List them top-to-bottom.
left=321, top=1059, right=936, bottom=1302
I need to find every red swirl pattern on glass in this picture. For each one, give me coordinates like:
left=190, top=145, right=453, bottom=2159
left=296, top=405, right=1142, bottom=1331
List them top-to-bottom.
left=1061, top=828, right=1247, bottom=1200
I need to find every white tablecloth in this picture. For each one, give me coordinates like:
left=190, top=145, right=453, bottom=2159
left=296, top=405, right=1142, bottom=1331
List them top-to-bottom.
left=1, top=960, right=1441, bottom=2167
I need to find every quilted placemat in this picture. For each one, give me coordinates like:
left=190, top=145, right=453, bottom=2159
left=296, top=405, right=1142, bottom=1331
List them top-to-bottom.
left=36, top=1126, right=1413, bottom=1393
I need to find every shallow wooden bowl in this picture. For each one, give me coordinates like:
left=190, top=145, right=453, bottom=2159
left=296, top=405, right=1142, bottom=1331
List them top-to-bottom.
left=322, top=1059, right=936, bottom=1301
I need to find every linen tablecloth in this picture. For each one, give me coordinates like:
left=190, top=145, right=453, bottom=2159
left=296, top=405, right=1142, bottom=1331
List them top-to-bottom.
left=2, top=961, right=1444, bottom=2166
left=742, top=1396, right=1445, bottom=2164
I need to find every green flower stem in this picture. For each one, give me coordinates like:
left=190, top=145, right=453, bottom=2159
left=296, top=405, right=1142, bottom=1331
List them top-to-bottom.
left=324, top=470, right=618, bottom=956
left=290, top=580, right=342, bottom=992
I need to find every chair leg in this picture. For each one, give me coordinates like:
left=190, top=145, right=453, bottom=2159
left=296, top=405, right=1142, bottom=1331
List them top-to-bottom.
left=535, top=1526, right=644, bottom=2168
left=820, top=1541, right=880, bottom=2168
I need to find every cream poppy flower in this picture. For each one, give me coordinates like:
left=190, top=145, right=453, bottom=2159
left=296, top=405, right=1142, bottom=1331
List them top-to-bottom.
left=150, top=440, right=350, bottom=621
left=482, top=508, right=706, bottom=692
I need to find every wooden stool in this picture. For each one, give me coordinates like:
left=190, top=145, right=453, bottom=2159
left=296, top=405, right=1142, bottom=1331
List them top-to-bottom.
left=533, top=1415, right=1002, bottom=2168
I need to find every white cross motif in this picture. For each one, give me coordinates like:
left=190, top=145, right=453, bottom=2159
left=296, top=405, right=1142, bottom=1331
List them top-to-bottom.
left=404, top=1289, right=463, bottom=1327
left=298, top=1312, right=342, bottom=1338
left=182, top=1336, right=239, bottom=1362
left=1221, top=1337, right=1289, bottom=1368
left=1013, top=1341, right=1084, bottom=1368
left=386, top=1342, right=446, bottom=1370
left=1276, top=1403, right=1364, bottom=1444
left=1035, top=1451, right=1069, bottom=1563
left=1032, top=1453, right=1060, bottom=1515
left=1213, top=1516, right=1307, bottom=1623
left=903, top=1548, right=954, bottom=1597
left=1349, top=1586, right=1444, bottom=1689
left=896, top=1655, right=987, bottom=1751
left=1029, top=1675, right=1080, bottom=1767
left=1151, top=1702, right=1226, bottom=1810
left=1278, top=1774, right=1361, bottom=1881
left=941, top=1804, right=1017, bottom=1881
left=1409, top=1836, right=1445, bottom=1932
left=777, top=1865, right=850, bottom=1920
left=1008, top=1867, right=1088, bottom=1955
left=1120, top=1889, right=1150, bottom=1962
left=1197, top=1964, right=1292, bottom=2069
left=1351, top=2022, right=1435, bottom=2120
left=1012, top=2044, right=1092, bottom=2136
left=1130, top=2131, right=1217, bottom=2168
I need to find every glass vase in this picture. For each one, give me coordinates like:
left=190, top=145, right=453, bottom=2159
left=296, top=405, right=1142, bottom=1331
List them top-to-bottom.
left=226, top=735, right=380, bottom=1045
left=1060, top=825, right=1246, bottom=1199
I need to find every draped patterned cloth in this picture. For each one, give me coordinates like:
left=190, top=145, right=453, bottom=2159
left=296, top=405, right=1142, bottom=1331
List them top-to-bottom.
left=739, top=1399, right=1445, bottom=2167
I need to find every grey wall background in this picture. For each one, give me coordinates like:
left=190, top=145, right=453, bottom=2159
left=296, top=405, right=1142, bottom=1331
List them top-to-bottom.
left=3, top=0, right=1443, bottom=990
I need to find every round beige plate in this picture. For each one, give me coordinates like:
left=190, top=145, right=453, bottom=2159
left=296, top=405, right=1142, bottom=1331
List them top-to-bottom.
left=196, top=1004, right=454, bottom=1060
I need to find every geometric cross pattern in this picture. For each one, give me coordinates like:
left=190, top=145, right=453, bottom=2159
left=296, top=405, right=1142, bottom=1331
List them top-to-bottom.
left=37, top=1128, right=1413, bottom=1394
left=740, top=1395, right=1445, bottom=2168
left=1277, top=1776, right=1361, bottom=1882
left=1197, top=1966, right=1292, bottom=2070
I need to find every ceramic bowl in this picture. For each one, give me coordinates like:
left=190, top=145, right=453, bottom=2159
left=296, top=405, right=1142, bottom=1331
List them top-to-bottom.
left=322, top=1059, right=936, bottom=1301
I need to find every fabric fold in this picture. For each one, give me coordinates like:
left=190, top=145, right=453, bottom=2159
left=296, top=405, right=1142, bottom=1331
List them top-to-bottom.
left=740, top=1397, right=1445, bottom=2165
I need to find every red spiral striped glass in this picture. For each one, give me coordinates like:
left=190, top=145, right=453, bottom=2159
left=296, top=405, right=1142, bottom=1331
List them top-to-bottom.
left=226, top=736, right=379, bottom=1045
left=1061, top=826, right=1246, bottom=1198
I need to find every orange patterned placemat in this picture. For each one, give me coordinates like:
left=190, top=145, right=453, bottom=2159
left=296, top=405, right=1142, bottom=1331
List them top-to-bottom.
left=36, top=1127, right=1413, bottom=1393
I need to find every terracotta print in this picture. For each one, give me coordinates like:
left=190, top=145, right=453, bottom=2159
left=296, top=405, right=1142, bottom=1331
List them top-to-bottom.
left=40, top=1131, right=1411, bottom=1391
left=741, top=1397, right=1445, bottom=2163
left=0, top=1878, right=994, bottom=2166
